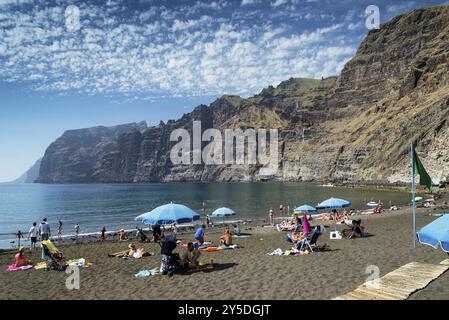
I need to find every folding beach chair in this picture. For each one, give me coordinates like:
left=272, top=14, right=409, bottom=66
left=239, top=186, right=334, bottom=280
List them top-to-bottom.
left=297, top=225, right=325, bottom=252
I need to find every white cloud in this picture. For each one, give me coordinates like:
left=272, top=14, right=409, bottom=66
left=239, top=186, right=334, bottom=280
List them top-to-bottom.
left=271, top=0, right=289, bottom=7
left=0, top=1, right=357, bottom=99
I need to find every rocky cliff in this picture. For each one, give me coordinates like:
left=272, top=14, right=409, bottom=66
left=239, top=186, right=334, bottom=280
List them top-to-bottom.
left=37, top=5, right=449, bottom=184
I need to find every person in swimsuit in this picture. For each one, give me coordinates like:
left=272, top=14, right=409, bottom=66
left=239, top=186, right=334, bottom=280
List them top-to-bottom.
left=219, top=229, right=233, bottom=246
left=15, top=246, right=32, bottom=267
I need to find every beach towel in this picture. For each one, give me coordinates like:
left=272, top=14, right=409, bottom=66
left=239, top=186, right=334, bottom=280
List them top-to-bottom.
left=233, top=235, right=250, bottom=238
left=220, top=244, right=240, bottom=249
left=200, top=247, right=222, bottom=252
left=267, top=248, right=284, bottom=256
left=67, top=258, right=93, bottom=268
left=34, top=262, right=47, bottom=270
left=6, top=264, right=33, bottom=271
left=134, top=268, right=160, bottom=278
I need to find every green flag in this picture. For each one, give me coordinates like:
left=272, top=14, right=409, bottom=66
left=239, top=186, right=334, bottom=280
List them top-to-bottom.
left=413, top=147, right=433, bottom=192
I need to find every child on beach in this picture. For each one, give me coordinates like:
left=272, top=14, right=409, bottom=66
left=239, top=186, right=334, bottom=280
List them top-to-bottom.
left=269, top=208, right=274, bottom=225
left=28, top=222, right=39, bottom=251
left=15, top=230, right=23, bottom=248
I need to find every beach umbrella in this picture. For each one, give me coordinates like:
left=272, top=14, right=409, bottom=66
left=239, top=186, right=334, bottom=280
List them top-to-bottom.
left=316, top=197, right=351, bottom=209
left=367, top=201, right=379, bottom=207
left=135, top=202, right=200, bottom=225
left=293, top=205, right=317, bottom=213
left=211, top=207, right=236, bottom=217
left=211, top=207, right=236, bottom=226
left=302, top=213, right=312, bottom=234
left=417, top=214, right=449, bottom=252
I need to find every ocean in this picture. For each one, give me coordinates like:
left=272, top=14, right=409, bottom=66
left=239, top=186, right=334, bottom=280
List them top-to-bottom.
left=0, top=182, right=411, bottom=249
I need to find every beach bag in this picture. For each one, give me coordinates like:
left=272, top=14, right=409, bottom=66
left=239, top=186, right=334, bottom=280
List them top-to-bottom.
left=330, top=231, right=342, bottom=240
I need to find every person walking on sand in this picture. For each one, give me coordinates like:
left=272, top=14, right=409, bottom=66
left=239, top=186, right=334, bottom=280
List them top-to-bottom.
left=269, top=208, right=274, bottom=225
left=39, top=218, right=51, bottom=241
left=57, top=220, right=63, bottom=242
left=28, top=222, right=39, bottom=251
left=74, top=224, right=80, bottom=243
left=101, top=226, right=106, bottom=242
left=16, top=230, right=23, bottom=248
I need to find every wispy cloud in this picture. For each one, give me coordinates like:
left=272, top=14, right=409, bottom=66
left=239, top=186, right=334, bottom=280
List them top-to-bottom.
left=2, top=0, right=432, bottom=100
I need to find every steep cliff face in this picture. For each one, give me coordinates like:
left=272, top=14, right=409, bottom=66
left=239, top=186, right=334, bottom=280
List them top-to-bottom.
left=37, top=5, right=449, bottom=184
left=37, top=122, right=147, bottom=183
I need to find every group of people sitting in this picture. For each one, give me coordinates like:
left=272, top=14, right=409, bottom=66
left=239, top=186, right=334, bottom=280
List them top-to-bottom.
left=321, top=209, right=350, bottom=222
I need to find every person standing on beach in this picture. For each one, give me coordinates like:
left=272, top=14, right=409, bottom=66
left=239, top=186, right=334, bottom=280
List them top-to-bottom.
left=279, top=205, right=284, bottom=216
left=269, top=208, right=274, bottom=225
left=39, top=218, right=51, bottom=241
left=57, top=220, right=63, bottom=242
left=28, top=222, right=39, bottom=251
left=152, top=222, right=162, bottom=243
left=74, top=224, right=80, bottom=243
left=101, top=226, right=106, bottom=242
left=16, top=230, right=24, bottom=248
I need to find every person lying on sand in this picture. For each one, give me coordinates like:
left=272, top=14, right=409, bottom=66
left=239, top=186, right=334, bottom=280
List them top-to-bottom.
left=219, top=229, right=233, bottom=247
left=180, top=242, right=201, bottom=270
left=108, top=243, right=153, bottom=258
left=15, top=246, right=32, bottom=267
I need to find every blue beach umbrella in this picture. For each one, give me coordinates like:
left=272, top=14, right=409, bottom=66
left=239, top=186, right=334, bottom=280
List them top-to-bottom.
left=316, top=197, right=351, bottom=209
left=135, top=202, right=200, bottom=225
left=293, top=205, right=317, bottom=213
left=211, top=207, right=236, bottom=217
left=417, top=214, right=449, bottom=252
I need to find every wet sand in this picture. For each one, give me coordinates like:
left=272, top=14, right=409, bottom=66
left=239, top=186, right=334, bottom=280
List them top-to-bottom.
left=1, top=205, right=448, bottom=300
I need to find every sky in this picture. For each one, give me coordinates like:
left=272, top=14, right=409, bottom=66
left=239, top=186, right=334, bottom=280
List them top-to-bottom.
left=0, top=0, right=448, bottom=182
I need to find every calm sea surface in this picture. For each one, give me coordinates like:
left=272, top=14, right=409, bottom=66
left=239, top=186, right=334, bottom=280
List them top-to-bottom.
left=0, top=182, right=411, bottom=248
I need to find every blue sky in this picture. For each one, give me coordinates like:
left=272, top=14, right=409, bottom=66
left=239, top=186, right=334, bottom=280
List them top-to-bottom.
left=0, top=0, right=448, bottom=182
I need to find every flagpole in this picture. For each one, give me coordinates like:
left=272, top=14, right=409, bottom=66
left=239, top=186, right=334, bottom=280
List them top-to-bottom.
left=411, top=143, right=416, bottom=249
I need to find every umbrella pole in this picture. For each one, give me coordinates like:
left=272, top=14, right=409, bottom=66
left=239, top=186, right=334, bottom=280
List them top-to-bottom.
left=411, top=143, right=416, bottom=249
